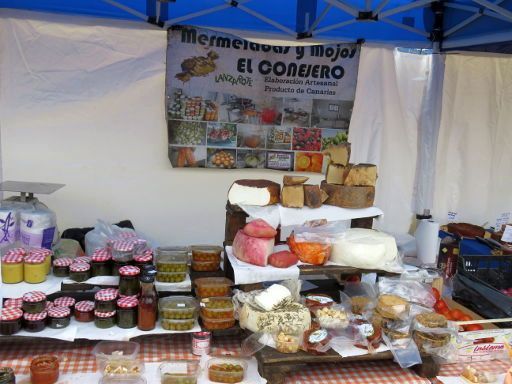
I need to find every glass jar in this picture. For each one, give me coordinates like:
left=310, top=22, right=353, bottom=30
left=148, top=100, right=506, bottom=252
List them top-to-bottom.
left=111, top=240, right=135, bottom=262
left=91, top=248, right=112, bottom=276
left=133, top=251, right=153, bottom=270
left=1, top=253, right=24, bottom=284
left=24, top=254, right=47, bottom=284
left=74, top=256, right=91, bottom=264
left=52, top=257, right=73, bottom=277
left=112, top=260, right=130, bottom=276
left=69, top=262, right=91, bottom=282
left=118, top=266, right=141, bottom=296
left=95, top=289, right=118, bottom=312
left=23, top=291, right=47, bottom=314
left=53, top=296, right=76, bottom=310
left=117, top=296, right=138, bottom=329
left=3, top=297, right=23, bottom=309
left=74, top=300, right=95, bottom=322
left=47, top=307, right=71, bottom=329
left=0, top=308, right=23, bottom=335
left=95, top=310, right=116, bottom=328
left=24, top=311, right=47, bottom=332
left=30, top=355, right=59, bottom=384
left=0, top=367, right=15, bottom=384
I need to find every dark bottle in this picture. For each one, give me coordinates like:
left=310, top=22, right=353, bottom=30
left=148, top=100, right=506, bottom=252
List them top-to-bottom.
left=137, top=269, right=157, bottom=331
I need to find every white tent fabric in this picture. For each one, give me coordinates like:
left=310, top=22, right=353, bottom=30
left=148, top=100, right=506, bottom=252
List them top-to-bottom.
left=349, top=48, right=431, bottom=233
left=433, top=54, right=512, bottom=228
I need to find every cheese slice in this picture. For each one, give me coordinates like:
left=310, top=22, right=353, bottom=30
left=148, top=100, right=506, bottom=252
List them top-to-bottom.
left=323, top=143, right=351, bottom=166
left=326, top=164, right=348, bottom=185
left=344, top=164, right=378, bottom=187
left=254, top=284, right=291, bottom=311
left=239, top=302, right=311, bottom=333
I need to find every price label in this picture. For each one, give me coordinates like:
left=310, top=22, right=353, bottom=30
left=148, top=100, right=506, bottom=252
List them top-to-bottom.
left=447, top=211, right=457, bottom=222
left=495, top=212, right=510, bottom=231
left=501, top=225, right=512, bottom=243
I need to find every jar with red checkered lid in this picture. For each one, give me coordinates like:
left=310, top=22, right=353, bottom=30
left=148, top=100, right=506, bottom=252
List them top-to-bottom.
left=111, top=240, right=135, bottom=262
left=29, top=247, right=53, bottom=275
left=91, top=248, right=112, bottom=277
left=133, top=249, right=153, bottom=270
left=1, top=251, right=24, bottom=284
left=24, top=254, right=47, bottom=284
left=52, top=257, right=73, bottom=277
left=69, top=262, right=91, bottom=282
left=119, top=265, right=141, bottom=296
left=95, top=288, right=119, bottom=312
left=22, top=291, right=47, bottom=314
left=53, top=296, right=76, bottom=310
left=116, top=296, right=138, bottom=329
left=3, top=297, right=23, bottom=309
left=74, top=300, right=95, bottom=322
left=48, top=306, right=71, bottom=329
left=0, top=308, right=23, bottom=335
left=94, top=310, right=116, bottom=329
left=23, top=311, right=47, bottom=333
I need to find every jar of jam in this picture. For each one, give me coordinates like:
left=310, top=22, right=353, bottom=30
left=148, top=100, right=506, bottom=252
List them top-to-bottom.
left=133, top=239, right=148, bottom=255
left=112, top=240, right=135, bottom=262
left=30, top=248, right=53, bottom=275
left=91, top=248, right=112, bottom=276
left=133, top=250, right=153, bottom=270
left=1, top=252, right=24, bottom=284
left=24, top=254, right=47, bottom=284
left=74, top=256, right=91, bottom=264
left=52, top=257, right=73, bottom=277
left=112, top=260, right=130, bottom=276
left=69, top=262, right=91, bottom=282
left=119, top=265, right=141, bottom=296
left=95, top=288, right=118, bottom=312
left=23, top=291, right=47, bottom=313
left=53, top=296, right=76, bottom=311
left=117, top=296, right=138, bottom=329
left=3, top=297, right=23, bottom=309
left=74, top=300, right=95, bottom=322
left=46, top=301, right=54, bottom=311
left=47, top=306, right=71, bottom=329
left=0, top=308, right=23, bottom=335
left=94, top=310, right=116, bottom=328
left=24, top=311, right=47, bottom=332
left=30, top=355, right=59, bottom=384
left=0, top=367, right=15, bottom=384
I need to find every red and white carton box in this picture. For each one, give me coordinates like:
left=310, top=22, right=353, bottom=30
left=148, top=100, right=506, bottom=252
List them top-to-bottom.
left=454, top=329, right=512, bottom=362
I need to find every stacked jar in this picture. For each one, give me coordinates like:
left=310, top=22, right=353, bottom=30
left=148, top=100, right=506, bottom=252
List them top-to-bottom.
left=110, top=240, right=135, bottom=276
left=191, top=245, right=222, bottom=272
left=1, top=247, right=54, bottom=284
left=155, top=247, right=189, bottom=283
left=30, top=248, right=53, bottom=275
left=91, top=248, right=112, bottom=276
left=1, top=249, right=25, bottom=284
left=133, top=249, right=153, bottom=270
left=24, top=253, right=47, bottom=284
left=52, top=257, right=73, bottom=277
left=69, top=262, right=91, bottom=282
left=118, top=266, right=140, bottom=296
left=195, top=278, right=235, bottom=331
left=94, top=288, right=118, bottom=328
left=22, top=291, right=48, bottom=333
left=117, top=296, right=138, bottom=328
left=159, top=296, right=198, bottom=331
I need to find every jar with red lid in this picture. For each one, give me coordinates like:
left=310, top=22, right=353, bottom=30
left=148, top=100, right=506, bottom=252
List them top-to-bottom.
left=111, top=240, right=135, bottom=262
left=30, top=248, right=53, bottom=275
left=91, top=248, right=112, bottom=277
left=1, top=251, right=24, bottom=284
left=133, top=251, right=153, bottom=270
left=74, top=256, right=91, bottom=264
left=52, top=257, right=73, bottom=277
left=112, top=260, right=130, bottom=276
left=69, top=262, right=91, bottom=282
left=119, top=265, right=141, bottom=296
left=95, top=288, right=119, bottom=312
left=23, top=291, right=47, bottom=314
left=53, top=296, right=75, bottom=311
left=117, top=296, right=138, bottom=329
left=3, top=297, right=23, bottom=309
left=74, top=300, right=95, bottom=322
left=48, top=307, right=71, bottom=329
left=0, top=308, right=23, bottom=335
left=95, top=310, right=116, bottom=328
left=24, top=311, right=47, bottom=332
left=30, top=355, right=59, bottom=384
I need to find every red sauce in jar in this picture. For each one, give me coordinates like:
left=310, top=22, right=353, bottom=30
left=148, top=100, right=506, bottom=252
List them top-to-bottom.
left=30, top=355, right=59, bottom=384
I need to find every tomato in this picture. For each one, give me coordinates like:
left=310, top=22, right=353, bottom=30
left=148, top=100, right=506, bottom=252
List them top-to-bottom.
left=346, top=275, right=361, bottom=283
left=432, top=288, right=441, bottom=301
left=434, top=299, right=448, bottom=313
left=438, top=307, right=450, bottom=317
left=449, top=309, right=465, bottom=320
left=444, top=311, right=456, bottom=321
left=460, top=315, right=472, bottom=322
left=465, top=324, right=484, bottom=332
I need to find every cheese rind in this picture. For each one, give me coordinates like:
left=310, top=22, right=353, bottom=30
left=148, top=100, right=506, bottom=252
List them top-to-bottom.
left=323, top=143, right=351, bottom=166
left=326, top=164, right=348, bottom=185
left=344, top=164, right=378, bottom=187
left=283, top=175, right=309, bottom=186
left=320, top=181, right=375, bottom=208
left=304, top=184, right=323, bottom=208
left=281, top=185, right=304, bottom=208
left=239, top=302, right=311, bottom=333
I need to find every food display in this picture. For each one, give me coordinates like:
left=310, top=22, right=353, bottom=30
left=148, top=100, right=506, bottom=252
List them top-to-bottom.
left=208, top=123, right=236, bottom=145
left=293, top=128, right=321, bottom=151
left=209, top=150, right=236, bottom=169
left=326, top=163, right=349, bottom=185
left=227, top=179, right=280, bottom=206
left=232, top=229, right=274, bottom=267
left=288, top=234, right=331, bottom=265
left=191, top=245, right=222, bottom=262
left=268, top=250, right=298, bottom=268
left=1, top=252, right=24, bottom=283
left=156, top=252, right=188, bottom=272
left=24, top=254, right=47, bottom=284
left=52, top=257, right=73, bottom=278
left=191, top=260, right=219, bottom=272
left=69, top=262, right=91, bottom=282
left=118, top=265, right=141, bottom=296
left=156, top=271, right=187, bottom=283
left=194, top=278, right=232, bottom=299
left=23, top=291, right=47, bottom=314
left=117, top=296, right=139, bottom=329
left=159, top=296, right=197, bottom=320
left=351, top=296, right=371, bottom=315
left=200, top=297, right=234, bottom=319
left=74, top=300, right=95, bottom=322
left=47, top=306, right=71, bottom=329
left=315, top=306, right=349, bottom=329
left=0, top=308, right=23, bottom=336
left=95, top=310, right=117, bottom=329
left=24, top=311, right=47, bottom=333
left=413, top=312, right=451, bottom=353
left=162, top=318, right=196, bottom=331
left=302, top=328, right=332, bottom=354
left=30, top=355, right=59, bottom=384
left=207, top=358, right=246, bottom=384
left=160, top=360, right=200, bottom=384
left=461, top=365, right=497, bottom=383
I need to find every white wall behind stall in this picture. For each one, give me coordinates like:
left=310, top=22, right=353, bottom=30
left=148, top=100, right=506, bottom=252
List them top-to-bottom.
left=0, top=10, right=324, bottom=246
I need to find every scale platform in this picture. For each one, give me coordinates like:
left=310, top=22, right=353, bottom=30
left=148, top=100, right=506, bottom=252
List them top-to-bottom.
left=0, top=181, right=65, bottom=202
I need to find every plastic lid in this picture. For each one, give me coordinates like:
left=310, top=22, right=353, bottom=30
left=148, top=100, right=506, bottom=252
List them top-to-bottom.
left=112, top=240, right=135, bottom=252
left=29, top=247, right=53, bottom=257
left=4, top=248, right=26, bottom=258
left=92, top=248, right=112, bottom=262
left=2, top=253, right=23, bottom=264
left=133, top=253, right=153, bottom=263
left=75, top=256, right=92, bottom=264
left=53, top=257, right=73, bottom=267
left=70, top=262, right=91, bottom=272
left=194, top=277, right=233, bottom=288
left=95, top=288, right=119, bottom=302
left=23, top=291, right=47, bottom=303
left=54, top=297, right=76, bottom=308
left=48, top=306, right=71, bottom=318
left=95, top=310, right=116, bottom=318
left=241, top=332, right=272, bottom=357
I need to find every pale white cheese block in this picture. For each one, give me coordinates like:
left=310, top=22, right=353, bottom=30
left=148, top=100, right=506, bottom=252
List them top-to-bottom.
left=331, top=228, right=398, bottom=270
left=254, top=284, right=291, bottom=311
left=239, top=302, right=311, bottom=333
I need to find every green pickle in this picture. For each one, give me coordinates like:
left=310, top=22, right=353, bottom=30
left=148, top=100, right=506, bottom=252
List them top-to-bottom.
left=156, top=262, right=187, bottom=273
left=156, top=272, right=186, bottom=283
left=161, top=319, right=195, bottom=331
left=162, top=374, right=197, bottom=384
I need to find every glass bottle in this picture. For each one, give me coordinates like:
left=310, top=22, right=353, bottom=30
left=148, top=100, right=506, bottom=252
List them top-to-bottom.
left=137, top=270, right=157, bottom=331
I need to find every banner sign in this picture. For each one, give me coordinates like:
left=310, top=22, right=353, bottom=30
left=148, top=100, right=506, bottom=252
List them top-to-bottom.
left=166, top=26, right=360, bottom=171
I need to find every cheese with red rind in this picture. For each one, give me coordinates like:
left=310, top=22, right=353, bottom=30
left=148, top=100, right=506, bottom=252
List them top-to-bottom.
left=243, top=219, right=277, bottom=239
left=232, top=230, right=274, bottom=267
left=268, top=251, right=298, bottom=268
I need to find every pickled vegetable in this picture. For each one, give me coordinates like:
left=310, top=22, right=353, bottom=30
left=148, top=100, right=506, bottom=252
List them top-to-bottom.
left=156, top=272, right=187, bottom=283
left=161, top=318, right=195, bottom=331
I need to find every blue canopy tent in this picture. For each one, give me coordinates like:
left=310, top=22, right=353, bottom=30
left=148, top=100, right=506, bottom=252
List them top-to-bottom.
left=1, top=0, right=512, bottom=51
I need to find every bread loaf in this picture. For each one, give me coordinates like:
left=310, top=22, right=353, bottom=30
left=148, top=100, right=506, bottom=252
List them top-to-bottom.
left=344, top=164, right=378, bottom=187
left=228, top=179, right=280, bottom=206
left=320, top=181, right=375, bottom=208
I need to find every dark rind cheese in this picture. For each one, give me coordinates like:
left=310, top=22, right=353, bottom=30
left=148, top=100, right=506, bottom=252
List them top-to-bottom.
left=320, top=181, right=375, bottom=208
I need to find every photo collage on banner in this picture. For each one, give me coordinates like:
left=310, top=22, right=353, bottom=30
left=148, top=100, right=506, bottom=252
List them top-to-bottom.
left=166, top=26, right=360, bottom=173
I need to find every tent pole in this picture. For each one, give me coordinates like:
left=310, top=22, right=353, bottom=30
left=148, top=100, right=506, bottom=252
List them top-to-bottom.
left=102, top=0, right=149, bottom=21
left=296, top=0, right=317, bottom=37
left=324, top=0, right=359, bottom=17
left=379, top=0, right=431, bottom=18
left=472, top=0, right=512, bottom=21
left=430, top=1, right=444, bottom=51
left=307, top=4, right=332, bottom=35
left=315, top=19, right=358, bottom=34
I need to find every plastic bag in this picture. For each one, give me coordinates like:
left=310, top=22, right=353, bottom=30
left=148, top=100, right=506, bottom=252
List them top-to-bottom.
left=85, top=220, right=137, bottom=255
left=288, top=232, right=331, bottom=265
left=378, top=277, right=437, bottom=308
left=382, top=332, right=422, bottom=368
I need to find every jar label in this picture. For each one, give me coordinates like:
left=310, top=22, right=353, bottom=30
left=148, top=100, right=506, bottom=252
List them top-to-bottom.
left=192, top=339, right=210, bottom=355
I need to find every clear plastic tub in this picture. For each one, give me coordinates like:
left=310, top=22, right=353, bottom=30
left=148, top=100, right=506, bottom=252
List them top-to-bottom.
left=191, top=246, right=222, bottom=263
left=156, top=251, right=188, bottom=273
left=191, top=260, right=220, bottom=272
left=156, top=271, right=187, bottom=283
left=194, top=277, right=233, bottom=298
left=159, top=296, right=197, bottom=319
left=200, top=297, right=234, bottom=319
left=200, top=314, right=235, bottom=330
left=161, top=318, right=196, bottom=331
left=274, top=331, right=303, bottom=354
left=92, top=341, right=140, bottom=364
left=98, top=358, right=145, bottom=382
left=207, top=358, right=247, bottom=384
left=160, top=360, right=200, bottom=384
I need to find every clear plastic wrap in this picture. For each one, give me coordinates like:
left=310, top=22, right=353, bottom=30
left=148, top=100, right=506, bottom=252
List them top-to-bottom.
left=85, top=220, right=140, bottom=255
left=287, top=232, right=331, bottom=265
left=378, top=277, right=437, bottom=308
left=382, top=332, right=422, bottom=368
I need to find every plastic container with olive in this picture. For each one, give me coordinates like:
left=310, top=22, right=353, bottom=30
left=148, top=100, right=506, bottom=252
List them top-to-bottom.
left=191, top=246, right=222, bottom=263
left=155, top=250, right=188, bottom=273
left=156, top=272, right=187, bottom=283
left=194, top=277, right=233, bottom=298
left=159, top=296, right=197, bottom=320
left=200, top=297, right=234, bottom=319
left=200, top=314, right=235, bottom=330
left=161, top=318, right=196, bottom=331
left=207, top=358, right=246, bottom=384
left=160, top=360, right=200, bottom=384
